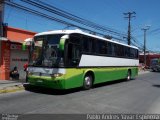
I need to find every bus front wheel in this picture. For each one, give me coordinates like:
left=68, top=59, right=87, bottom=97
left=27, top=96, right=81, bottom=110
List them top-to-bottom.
left=83, top=74, right=93, bottom=90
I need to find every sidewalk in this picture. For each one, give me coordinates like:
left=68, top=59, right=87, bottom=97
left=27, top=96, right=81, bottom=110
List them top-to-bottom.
left=0, top=79, right=26, bottom=94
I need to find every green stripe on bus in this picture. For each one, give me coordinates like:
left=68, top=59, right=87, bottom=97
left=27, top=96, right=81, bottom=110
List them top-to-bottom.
left=28, top=67, right=138, bottom=89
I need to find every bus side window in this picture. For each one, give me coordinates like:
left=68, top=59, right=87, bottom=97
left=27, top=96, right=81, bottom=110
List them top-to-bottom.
left=82, top=36, right=92, bottom=53
left=82, top=36, right=88, bottom=53
left=91, top=39, right=96, bottom=54
left=100, top=41, right=107, bottom=55
left=105, top=41, right=108, bottom=55
left=108, top=42, right=112, bottom=56
left=112, top=43, right=116, bottom=56
left=119, top=45, right=125, bottom=57
left=122, top=46, right=125, bottom=57
left=125, top=47, right=130, bottom=58
left=130, top=48, right=137, bottom=59
left=130, top=48, right=134, bottom=58
left=136, top=50, right=139, bottom=59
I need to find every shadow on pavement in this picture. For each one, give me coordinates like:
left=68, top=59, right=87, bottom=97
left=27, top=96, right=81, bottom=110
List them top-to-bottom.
left=23, top=79, right=131, bottom=95
left=93, top=79, right=131, bottom=88
left=23, top=84, right=81, bottom=95
left=152, top=85, right=160, bottom=88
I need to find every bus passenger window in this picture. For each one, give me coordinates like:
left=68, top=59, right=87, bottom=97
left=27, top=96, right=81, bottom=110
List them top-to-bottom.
left=83, top=37, right=87, bottom=52
left=108, top=42, right=112, bottom=56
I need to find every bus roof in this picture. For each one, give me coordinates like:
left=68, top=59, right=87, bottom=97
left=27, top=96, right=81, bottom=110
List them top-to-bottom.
left=35, top=29, right=138, bottom=49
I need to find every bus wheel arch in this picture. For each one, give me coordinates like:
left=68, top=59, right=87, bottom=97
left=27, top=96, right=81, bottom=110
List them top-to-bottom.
left=83, top=71, right=95, bottom=90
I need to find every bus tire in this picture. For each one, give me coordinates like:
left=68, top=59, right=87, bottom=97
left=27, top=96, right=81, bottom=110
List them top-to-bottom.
left=126, top=70, right=131, bottom=81
left=83, top=74, right=93, bottom=90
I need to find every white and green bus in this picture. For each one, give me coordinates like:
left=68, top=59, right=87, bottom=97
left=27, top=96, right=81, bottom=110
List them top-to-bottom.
left=26, top=29, right=139, bottom=90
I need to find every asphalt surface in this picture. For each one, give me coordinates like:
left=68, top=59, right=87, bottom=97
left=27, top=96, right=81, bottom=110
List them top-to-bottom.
left=0, top=72, right=160, bottom=114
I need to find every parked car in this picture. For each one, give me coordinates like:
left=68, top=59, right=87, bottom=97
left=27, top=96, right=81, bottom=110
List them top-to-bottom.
left=150, top=58, right=160, bottom=72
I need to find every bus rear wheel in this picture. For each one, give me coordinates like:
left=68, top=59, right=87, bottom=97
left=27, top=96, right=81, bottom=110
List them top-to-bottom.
left=126, top=70, right=131, bottom=80
left=83, top=74, right=93, bottom=90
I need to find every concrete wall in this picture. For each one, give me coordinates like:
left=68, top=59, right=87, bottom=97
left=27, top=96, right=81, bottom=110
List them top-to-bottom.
left=0, top=26, right=36, bottom=80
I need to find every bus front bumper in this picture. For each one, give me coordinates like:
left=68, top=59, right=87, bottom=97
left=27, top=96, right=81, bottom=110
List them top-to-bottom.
left=28, top=75, right=66, bottom=89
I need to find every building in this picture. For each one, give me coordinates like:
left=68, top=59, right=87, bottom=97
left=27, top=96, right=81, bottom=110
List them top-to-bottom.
left=0, top=26, right=36, bottom=80
left=139, top=53, right=160, bottom=67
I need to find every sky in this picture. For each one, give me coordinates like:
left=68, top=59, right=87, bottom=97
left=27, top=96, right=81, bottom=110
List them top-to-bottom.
left=3, top=0, right=160, bottom=52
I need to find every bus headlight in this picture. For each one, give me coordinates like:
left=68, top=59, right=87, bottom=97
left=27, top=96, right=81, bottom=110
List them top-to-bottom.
left=51, top=73, right=63, bottom=77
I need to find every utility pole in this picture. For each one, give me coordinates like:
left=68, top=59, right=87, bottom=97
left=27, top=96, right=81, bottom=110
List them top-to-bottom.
left=0, top=0, right=4, bottom=65
left=0, top=0, right=4, bottom=37
left=124, top=11, right=136, bottom=45
left=141, top=26, right=150, bottom=66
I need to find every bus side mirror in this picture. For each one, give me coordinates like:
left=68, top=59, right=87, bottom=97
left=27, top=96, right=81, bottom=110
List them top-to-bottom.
left=23, top=38, right=33, bottom=50
left=22, top=43, right=27, bottom=51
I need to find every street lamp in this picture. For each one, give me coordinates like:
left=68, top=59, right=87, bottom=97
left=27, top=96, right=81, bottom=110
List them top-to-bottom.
left=141, top=25, right=150, bottom=66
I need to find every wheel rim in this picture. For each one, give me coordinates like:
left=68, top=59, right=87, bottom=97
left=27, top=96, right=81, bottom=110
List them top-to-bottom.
left=84, top=75, right=93, bottom=89
left=85, top=76, right=91, bottom=86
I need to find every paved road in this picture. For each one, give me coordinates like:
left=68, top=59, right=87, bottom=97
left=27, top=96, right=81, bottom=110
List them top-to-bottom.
left=0, top=72, right=160, bottom=114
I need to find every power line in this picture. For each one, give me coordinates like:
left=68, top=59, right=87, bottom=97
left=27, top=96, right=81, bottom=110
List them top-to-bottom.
left=4, top=0, right=127, bottom=42
left=4, top=0, right=128, bottom=42
left=5, top=0, right=154, bottom=52
left=21, top=0, right=127, bottom=38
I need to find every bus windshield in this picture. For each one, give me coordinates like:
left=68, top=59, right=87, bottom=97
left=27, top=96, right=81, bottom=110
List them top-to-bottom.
left=29, top=34, right=64, bottom=67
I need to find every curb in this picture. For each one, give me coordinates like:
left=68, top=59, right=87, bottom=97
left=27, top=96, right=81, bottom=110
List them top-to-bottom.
left=0, top=84, right=25, bottom=94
